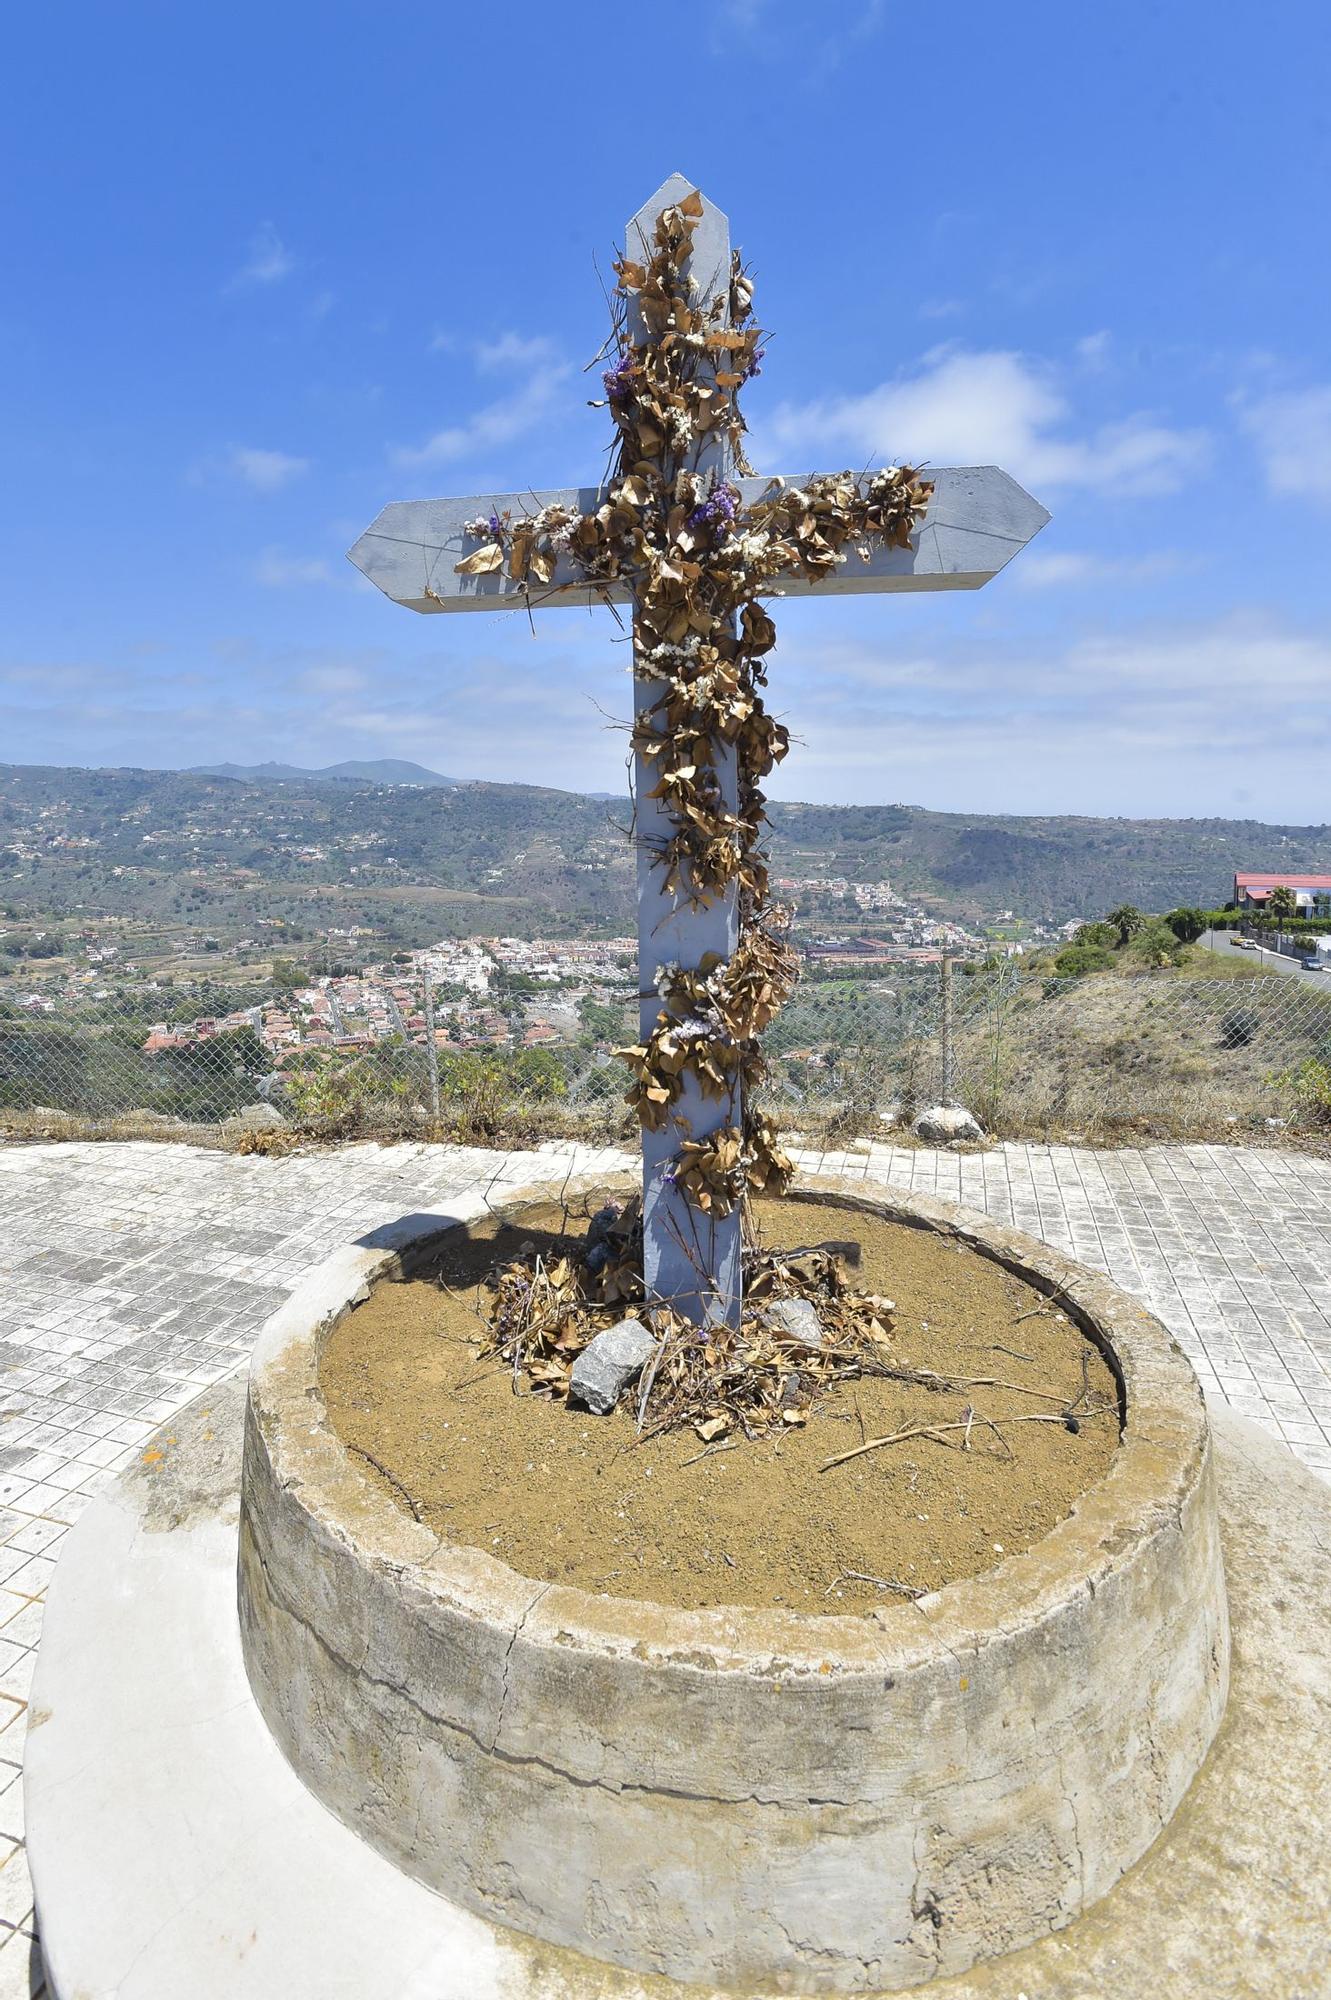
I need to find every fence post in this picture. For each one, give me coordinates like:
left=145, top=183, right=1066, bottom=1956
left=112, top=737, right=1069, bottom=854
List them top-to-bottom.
left=940, top=949, right=954, bottom=1107
left=422, top=968, right=441, bottom=1120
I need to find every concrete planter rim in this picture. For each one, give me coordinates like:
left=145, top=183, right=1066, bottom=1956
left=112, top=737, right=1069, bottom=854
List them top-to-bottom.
left=244, top=1171, right=1208, bottom=1672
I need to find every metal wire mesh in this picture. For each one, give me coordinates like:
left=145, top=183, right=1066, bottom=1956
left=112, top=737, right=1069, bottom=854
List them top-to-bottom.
left=4, top=962, right=1331, bottom=1144
left=761, top=962, right=1331, bottom=1139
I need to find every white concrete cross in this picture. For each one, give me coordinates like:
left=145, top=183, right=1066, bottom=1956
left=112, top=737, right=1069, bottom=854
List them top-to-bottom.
left=348, top=173, right=1049, bottom=1327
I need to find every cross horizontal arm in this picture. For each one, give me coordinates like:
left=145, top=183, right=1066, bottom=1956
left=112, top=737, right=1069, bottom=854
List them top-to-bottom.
left=345, top=466, right=1049, bottom=615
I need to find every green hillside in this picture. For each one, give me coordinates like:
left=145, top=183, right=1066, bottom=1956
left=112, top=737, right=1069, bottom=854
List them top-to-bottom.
left=2, top=763, right=1328, bottom=944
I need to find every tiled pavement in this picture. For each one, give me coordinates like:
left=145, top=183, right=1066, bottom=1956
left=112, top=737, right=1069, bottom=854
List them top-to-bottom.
left=2, top=1135, right=1330, bottom=1998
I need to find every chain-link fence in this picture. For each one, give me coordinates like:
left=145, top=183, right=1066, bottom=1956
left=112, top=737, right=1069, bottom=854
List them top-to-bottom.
left=4, top=960, right=1331, bottom=1147
left=760, top=960, right=1331, bottom=1141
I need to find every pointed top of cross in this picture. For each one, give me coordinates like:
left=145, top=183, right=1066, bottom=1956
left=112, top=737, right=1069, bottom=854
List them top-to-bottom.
left=627, top=173, right=728, bottom=254
left=623, top=177, right=734, bottom=378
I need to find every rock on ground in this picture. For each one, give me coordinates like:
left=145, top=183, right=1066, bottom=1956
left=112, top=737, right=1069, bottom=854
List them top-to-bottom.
left=226, top=1102, right=288, bottom=1132
left=912, top=1104, right=984, bottom=1144
left=584, top=1203, right=623, bottom=1275
left=765, top=1297, right=824, bottom=1347
left=569, top=1318, right=657, bottom=1415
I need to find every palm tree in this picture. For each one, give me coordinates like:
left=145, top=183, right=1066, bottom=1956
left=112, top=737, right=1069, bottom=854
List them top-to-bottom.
left=1268, top=885, right=1298, bottom=951
left=1106, top=904, right=1145, bottom=950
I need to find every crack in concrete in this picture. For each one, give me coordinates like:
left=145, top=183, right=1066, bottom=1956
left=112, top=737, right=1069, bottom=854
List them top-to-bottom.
left=249, top=1538, right=861, bottom=1814
left=491, top=1578, right=552, bottom=1752
left=1058, top=1751, right=1087, bottom=1906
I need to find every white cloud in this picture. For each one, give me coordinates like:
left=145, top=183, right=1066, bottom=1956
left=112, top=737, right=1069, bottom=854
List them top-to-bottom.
left=717, top=0, right=883, bottom=72
left=227, top=221, right=293, bottom=290
left=474, top=331, right=558, bottom=372
left=1076, top=331, right=1113, bottom=369
left=390, top=334, right=572, bottom=471
left=762, top=347, right=1209, bottom=496
left=1239, top=384, right=1331, bottom=502
left=227, top=447, right=309, bottom=492
left=255, top=548, right=332, bottom=587
left=1014, top=549, right=1200, bottom=590
left=10, top=605, right=1327, bottom=820
left=291, top=607, right=1331, bottom=816
left=785, top=611, right=1331, bottom=703
left=762, top=612, right=1331, bottom=814
left=1064, top=615, right=1331, bottom=696
left=300, top=664, right=367, bottom=695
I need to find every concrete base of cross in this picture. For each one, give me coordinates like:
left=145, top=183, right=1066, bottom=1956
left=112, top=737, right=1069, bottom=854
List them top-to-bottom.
left=26, top=1384, right=1331, bottom=1998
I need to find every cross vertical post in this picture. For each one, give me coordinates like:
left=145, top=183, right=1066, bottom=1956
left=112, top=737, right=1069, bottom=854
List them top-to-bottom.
left=626, top=178, right=742, bottom=1327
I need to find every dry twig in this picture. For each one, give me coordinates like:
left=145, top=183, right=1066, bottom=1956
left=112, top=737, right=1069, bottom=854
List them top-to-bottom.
left=825, top=1570, right=923, bottom=1600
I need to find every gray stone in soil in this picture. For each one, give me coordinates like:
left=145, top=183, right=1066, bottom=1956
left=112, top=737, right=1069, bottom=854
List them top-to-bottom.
left=227, top=1102, right=288, bottom=1131
left=912, top=1103, right=984, bottom=1144
left=584, top=1202, right=623, bottom=1275
left=765, top=1297, right=824, bottom=1347
left=568, top=1317, right=657, bottom=1415
left=779, top=1370, right=804, bottom=1408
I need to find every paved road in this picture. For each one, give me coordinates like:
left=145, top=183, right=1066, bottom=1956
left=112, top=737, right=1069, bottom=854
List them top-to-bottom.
left=1201, top=929, right=1330, bottom=983
left=2, top=1133, right=1331, bottom=1994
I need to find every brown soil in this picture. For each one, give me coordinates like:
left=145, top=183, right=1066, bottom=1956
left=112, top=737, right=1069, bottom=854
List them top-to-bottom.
left=318, top=1196, right=1120, bottom=1613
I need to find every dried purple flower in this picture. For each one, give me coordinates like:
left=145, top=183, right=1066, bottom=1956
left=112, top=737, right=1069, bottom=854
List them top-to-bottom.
left=603, top=350, right=634, bottom=405
left=688, top=482, right=741, bottom=539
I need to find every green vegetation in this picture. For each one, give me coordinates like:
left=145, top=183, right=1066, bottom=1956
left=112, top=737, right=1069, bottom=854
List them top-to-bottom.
left=6, top=764, right=1331, bottom=944
left=1268, top=885, right=1298, bottom=949
left=1105, top=904, right=1144, bottom=948
left=1050, top=907, right=1187, bottom=978
left=1165, top=907, right=1209, bottom=945
left=1053, top=943, right=1116, bottom=977
left=577, top=994, right=631, bottom=1045
left=0, top=1021, right=266, bottom=1122
left=278, top=1041, right=573, bottom=1142
left=1277, top=1057, right=1331, bottom=1127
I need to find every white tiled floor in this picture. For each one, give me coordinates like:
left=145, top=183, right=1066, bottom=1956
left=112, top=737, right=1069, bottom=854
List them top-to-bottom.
left=3, top=1134, right=1330, bottom=1996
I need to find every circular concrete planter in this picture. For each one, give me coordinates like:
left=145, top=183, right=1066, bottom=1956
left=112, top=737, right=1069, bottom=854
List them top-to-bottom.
left=238, top=1178, right=1229, bottom=1994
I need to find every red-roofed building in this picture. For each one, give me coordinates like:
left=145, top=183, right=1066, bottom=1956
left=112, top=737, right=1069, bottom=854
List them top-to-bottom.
left=1234, top=872, right=1331, bottom=911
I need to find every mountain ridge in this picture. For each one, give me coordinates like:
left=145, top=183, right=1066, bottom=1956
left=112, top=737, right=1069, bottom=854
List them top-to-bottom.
left=186, top=758, right=459, bottom=787
left=3, top=761, right=1329, bottom=928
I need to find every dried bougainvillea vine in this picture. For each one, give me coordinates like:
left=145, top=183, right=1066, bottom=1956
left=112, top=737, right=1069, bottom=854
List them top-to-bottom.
left=456, top=191, right=933, bottom=1219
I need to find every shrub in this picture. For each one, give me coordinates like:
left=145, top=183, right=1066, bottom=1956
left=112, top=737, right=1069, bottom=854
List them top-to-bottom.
left=1165, top=907, right=1209, bottom=945
left=1131, top=921, right=1186, bottom=968
left=1055, top=944, right=1115, bottom=976
left=1219, top=1006, right=1260, bottom=1051
left=1278, top=1057, right=1331, bottom=1126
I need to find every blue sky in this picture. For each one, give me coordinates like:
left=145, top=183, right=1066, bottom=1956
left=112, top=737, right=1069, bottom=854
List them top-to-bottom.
left=3, top=0, right=1329, bottom=818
